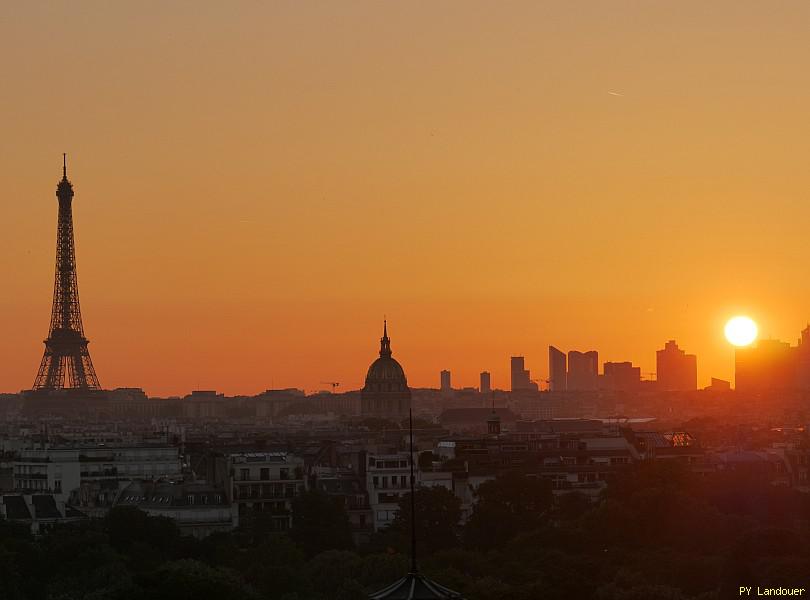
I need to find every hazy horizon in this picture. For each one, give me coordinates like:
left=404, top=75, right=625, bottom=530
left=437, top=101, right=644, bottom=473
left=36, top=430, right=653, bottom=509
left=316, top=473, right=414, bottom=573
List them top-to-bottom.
left=4, top=2, right=810, bottom=396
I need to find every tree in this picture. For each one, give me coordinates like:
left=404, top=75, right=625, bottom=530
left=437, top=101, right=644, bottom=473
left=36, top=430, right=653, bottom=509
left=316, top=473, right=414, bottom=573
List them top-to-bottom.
left=605, top=459, right=691, bottom=504
left=464, top=472, right=552, bottom=550
left=382, top=486, right=462, bottom=557
left=290, top=489, right=354, bottom=557
left=556, top=491, right=591, bottom=521
left=105, top=506, right=180, bottom=558
left=240, top=535, right=311, bottom=599
left=0, top=546, right=23, bottom=600
left=306, top=550, right=363, bottom=598
left=359, top=553, right=409, bottom=590
left=142, top=559, right=261, bottom=600
left=335, top=579, right=367, bottom=600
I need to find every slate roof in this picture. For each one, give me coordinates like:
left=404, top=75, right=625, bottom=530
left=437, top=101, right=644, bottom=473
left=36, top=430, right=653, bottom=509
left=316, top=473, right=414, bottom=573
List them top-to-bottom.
left=117, top=480, right=229, bottom=508
left=2, top=495, right=32, bottom=520
left=32, top=495, right=62, bottom=519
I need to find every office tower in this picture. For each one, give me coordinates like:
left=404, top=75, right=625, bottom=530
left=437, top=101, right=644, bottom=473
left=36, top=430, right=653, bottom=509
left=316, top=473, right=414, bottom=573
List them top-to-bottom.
left=797, top=325, right=810, bottom=390
left=732, top=327, right=810, bottom=393
left=735, top=339, right=794, bottom=393
left=656, top=340, right=697, bottom=391
left=548, top=346, right=567, bottom=391
left=567, top=350, right=598, bottom=391
left=510, top=356, right=536, bottom=391
left=603, top=361, right=641, bottom=391
left=440, top=370, right=452, bottom=392
left=480, top=371, right=491, bottom=394
left=707, top=378, right=731, bottom=392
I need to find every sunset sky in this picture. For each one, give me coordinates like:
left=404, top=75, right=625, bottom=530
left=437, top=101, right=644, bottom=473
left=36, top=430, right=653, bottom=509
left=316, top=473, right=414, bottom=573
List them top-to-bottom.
left=3, top=2, right=810, bottom=396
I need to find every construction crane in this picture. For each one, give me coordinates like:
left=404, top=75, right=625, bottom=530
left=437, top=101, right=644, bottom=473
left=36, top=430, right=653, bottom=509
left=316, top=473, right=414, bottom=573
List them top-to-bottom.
left=320, top=381, right=340, bottom=393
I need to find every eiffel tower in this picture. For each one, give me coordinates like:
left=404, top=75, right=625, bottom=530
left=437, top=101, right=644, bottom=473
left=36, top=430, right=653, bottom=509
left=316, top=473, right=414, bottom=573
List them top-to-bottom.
left=32, top=155, right=101, bottom=391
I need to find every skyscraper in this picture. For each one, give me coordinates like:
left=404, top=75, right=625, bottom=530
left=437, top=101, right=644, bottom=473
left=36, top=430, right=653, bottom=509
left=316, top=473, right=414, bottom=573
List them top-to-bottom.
left=797, top=325, right=810, bottom=390
left=733, top=327, right=810, bottom=393
left=735, top=339, right=793, bottom=393
left=656, top=340, right=697, bottom=391
left=548, top=346, right=567, bottom=391
left=567, top=350, right=598, bottom=391
left=510, top=356, right=537, bottom=391
left=603, top=361, right=641, bottom=391
left=440, top=369, right=452, bottom=392
left=479, top=371, right=491, bottom=394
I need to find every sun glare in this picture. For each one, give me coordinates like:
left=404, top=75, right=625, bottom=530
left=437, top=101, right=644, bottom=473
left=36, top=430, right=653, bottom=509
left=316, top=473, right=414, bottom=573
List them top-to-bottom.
left=725, top=316, right=758, bottom=347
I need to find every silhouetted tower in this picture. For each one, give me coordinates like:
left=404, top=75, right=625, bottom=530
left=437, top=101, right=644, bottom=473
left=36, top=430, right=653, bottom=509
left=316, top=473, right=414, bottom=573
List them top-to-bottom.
left=33, top=156, right=101, bottom=391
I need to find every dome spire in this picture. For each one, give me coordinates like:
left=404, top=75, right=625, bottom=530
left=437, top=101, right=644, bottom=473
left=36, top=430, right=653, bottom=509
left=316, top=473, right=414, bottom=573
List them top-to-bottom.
left=380, top=319, right=392, bottom=357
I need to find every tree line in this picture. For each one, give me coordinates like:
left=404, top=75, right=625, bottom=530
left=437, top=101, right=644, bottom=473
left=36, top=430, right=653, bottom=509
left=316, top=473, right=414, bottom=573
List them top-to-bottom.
left=1, top=461, right=809, bottom=599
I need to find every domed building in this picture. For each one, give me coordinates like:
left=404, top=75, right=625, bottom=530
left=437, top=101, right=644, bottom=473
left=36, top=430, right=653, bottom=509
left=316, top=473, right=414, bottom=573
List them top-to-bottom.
left=361, top=321, right=411, bottom=419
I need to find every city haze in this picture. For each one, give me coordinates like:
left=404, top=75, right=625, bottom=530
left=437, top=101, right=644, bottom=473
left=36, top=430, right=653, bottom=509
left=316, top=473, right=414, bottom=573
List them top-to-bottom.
left=3, top=2, right=810, bottom=395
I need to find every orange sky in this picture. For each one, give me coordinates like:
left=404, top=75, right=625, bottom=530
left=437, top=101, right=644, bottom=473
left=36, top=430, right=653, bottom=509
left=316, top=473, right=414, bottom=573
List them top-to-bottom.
left=2, top=2, right=810, bottom=396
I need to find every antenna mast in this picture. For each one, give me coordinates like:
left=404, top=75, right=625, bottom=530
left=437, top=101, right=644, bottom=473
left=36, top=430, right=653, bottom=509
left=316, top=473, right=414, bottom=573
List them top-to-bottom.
left=409, top=406, right=417, bottom=573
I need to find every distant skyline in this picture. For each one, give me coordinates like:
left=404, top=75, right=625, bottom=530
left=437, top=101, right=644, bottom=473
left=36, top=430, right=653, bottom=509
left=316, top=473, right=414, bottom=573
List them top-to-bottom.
left=3, top=2, right=810, bottom=396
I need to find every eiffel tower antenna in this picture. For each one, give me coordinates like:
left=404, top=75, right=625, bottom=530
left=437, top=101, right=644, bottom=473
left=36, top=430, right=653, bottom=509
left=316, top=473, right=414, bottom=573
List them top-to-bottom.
left=32, top=156, right=101, bottom=391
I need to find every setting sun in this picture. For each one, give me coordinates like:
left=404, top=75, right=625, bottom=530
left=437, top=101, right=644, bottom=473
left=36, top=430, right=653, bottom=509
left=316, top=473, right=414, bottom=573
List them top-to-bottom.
left=725, top=316, right=758, bottom=347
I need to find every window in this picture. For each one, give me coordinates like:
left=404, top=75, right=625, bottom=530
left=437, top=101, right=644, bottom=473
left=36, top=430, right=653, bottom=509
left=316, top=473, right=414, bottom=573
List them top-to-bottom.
left=240, top=468, right=250, bottom=481
left=260, top=468, right=270, bottom=481
left=280, top=468, right=289, bottom=480
left=372, top=476, right=379, bottom=488
left=187, top=495, right=195, bottom=505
